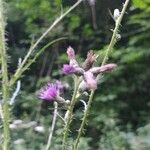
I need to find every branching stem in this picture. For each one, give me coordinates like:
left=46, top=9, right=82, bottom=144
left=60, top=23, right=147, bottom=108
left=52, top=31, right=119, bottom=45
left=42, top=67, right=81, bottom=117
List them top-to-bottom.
left=73, top=0, right=130, bottom=149
left=61, top=76, right=81, bottom=150
left=73, top=90, right=94, bottom=150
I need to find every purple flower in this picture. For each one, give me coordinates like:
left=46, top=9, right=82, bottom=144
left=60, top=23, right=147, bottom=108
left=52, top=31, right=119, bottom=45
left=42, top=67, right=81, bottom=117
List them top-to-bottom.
left=63, top=47, right=117, bottom=91
left=62, top=64, right=75, bottom=74
left=38, top=82, right=62, bottom=101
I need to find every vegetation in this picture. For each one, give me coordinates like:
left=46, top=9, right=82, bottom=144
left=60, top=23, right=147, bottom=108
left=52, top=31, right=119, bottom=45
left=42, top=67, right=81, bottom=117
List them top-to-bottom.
left=0, top=0, right=150, bottom=149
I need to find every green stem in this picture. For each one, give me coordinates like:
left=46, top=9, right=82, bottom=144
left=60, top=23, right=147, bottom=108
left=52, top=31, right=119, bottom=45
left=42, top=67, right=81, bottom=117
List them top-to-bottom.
left=0, top=0, right=10, bottom=150
left=9, top=0, right=83, bottom=87
left=73, top=0, right=130, bottom=149
left=101, top=0, right=130, bottom=65
left=10, top=37, right=67, bottom=85
left=61, top=76, right=81, bottom=150
left=72, top=90, right=95, bottom=150
left=45, top=102, right=58, bottom=150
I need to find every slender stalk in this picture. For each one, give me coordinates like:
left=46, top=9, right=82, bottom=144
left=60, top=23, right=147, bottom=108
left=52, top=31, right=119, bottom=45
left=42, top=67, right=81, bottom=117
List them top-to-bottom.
left=0, top=0, right=10, bottom=149
left=9, top=0, right=83, bottom=87
left=73, top=0, right=130, bottom=149
left=101, top=0, right=130, bottom=65
left=10, top=37, right=66, bottom=85
left=61, top=76, right=81, bottom=150
left=73, top=90, right=94, bottom=150
left=46, top=102, right=58, bottom=150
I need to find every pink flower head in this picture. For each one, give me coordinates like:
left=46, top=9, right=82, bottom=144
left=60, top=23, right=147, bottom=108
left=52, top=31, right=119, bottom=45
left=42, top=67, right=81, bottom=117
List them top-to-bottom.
left=67, top=46, right=75, bottom=60
left=62, top=64, right=75, bottom=74
left=83, top=71, right=97, bottom=90
left=38, top=82, right=63, bottom=101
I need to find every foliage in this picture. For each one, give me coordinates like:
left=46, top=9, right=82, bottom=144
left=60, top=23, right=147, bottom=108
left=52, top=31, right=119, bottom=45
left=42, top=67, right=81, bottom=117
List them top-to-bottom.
left=0, top=0, right=150, bottom=149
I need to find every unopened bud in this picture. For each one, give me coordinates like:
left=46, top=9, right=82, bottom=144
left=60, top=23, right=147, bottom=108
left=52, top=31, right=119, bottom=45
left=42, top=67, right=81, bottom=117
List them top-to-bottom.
left=113, top=9, right=120, bottom=21
left=116, top=33, right=121, bottom=41
left=67, top=46, right=75, bottom=59
left=82, top=50, right=98, bottom=71
left=90, top=64, right=117, bottom=74
left=56, top=95, right=66, bottom=104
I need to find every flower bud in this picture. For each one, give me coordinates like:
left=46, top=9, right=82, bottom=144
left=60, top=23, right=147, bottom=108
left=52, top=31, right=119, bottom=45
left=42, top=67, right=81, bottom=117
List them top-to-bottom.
left=113, top=9, right=120, bottom=21
left=67, top=46, right=75, bottom=60
left=82, top=50, right=97, bottom=71
left=90, top=64, right=117, bottom=75
left=56, top=95, right=67, bottom=105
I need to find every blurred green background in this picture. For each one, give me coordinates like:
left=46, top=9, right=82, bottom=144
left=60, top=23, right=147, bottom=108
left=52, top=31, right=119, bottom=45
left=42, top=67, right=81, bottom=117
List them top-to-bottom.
left=4, top=0, right=150, bottom=149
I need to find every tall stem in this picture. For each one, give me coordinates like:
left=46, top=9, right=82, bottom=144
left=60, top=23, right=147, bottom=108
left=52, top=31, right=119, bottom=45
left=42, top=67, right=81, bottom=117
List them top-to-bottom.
left=0, top=0, right=10, bottom=149
left=9, top=0, right=83, bottom=87
left=73, top=0, right=130, bottom=149
left=101, top=0, right=130, bottom=65
left=61, top=76, right=81, bottom=150
left=73, top=90, right=94, bottom=150
left=45, top=102, right=58, bottom=150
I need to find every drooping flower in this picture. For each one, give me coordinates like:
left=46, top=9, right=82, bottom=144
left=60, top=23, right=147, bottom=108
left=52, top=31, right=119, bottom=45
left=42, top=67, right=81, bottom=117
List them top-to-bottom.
left=62, top=46, right=117, bottom=90
left=37, top=81, right=68, bottom=104
left=38, top=83, right=58, bottom=101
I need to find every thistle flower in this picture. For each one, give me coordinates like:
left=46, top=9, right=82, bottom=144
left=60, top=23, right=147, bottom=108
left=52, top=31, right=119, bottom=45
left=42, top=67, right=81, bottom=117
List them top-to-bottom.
left=63, top=46, right=117, bottom=90
left=37, top=81, right=68, bottom=104
left=38, top=83, right=58, bottom=101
